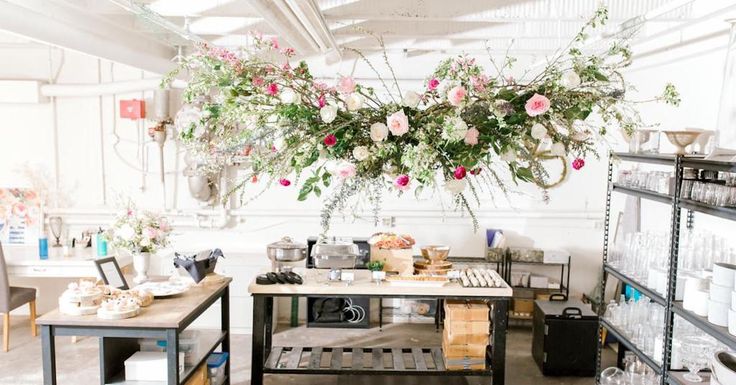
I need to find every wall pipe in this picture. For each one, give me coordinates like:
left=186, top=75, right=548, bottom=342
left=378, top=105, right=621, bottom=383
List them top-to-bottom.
left=39, top=78, right=186, bottom=97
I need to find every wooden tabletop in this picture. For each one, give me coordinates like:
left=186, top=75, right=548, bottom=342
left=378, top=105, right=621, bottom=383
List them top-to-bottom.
left=248, top=269, right=513, bottom=298
left=37, top=275, right=232, bottom=329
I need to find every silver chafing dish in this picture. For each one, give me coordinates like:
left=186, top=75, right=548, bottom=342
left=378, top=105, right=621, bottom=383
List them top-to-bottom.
left=267, top=236, right=307, bottom=272
left=311, top=239, right=359, bottom=281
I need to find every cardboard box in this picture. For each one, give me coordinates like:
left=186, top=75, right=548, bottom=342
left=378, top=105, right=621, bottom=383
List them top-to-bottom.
left=510, top=271, right=530, bottom=287
left=529, top=274, right=549, bottom=289
left=513, top=298, right=534, bottom=314
left=444, top=300, right=489, bottom=322
left=445, top=320, right=490, bottom=336
left=444, top=328, right=489, bottom=345
left=442, top=332, right=487, bottom=359
left=125, top=351, right=184, bottom=382
left=444, top=356, right=486, bottom=371
left=184, top=363, right=208, bottom=385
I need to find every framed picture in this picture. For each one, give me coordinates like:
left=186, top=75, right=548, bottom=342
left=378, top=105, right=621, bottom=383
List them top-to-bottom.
left=94, top=257, right=129, bottom=290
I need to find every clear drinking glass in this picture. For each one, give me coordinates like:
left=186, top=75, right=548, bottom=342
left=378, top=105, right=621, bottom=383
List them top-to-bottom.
left=680, top=336, right=710, bottom=383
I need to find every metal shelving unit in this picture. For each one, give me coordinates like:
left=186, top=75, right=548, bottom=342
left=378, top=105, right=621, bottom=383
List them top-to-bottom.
left=596, top=152, right=736, bottom=385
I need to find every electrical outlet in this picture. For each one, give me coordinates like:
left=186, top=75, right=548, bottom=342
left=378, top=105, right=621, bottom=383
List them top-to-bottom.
left=381, top=216, right=396, bottom=227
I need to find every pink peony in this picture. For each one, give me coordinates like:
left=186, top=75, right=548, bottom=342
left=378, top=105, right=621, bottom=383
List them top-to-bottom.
left=252, top=76, right=265, bottom=87
left=337, top=76, right=356, bottom=94
left=428, top=78, right=440, bottom=91
left=266, top=83, right=279, bottom=96
left=447, top=85, right=466, bottom=106
left=525, top=93, right=551, bottom=117
left=317, top=94, right=326, bottom=108
left=386, top=110, right=410, bottom=136
left=464, top=127, right=479, bottom=146
left=323, top=134, right=337, bottom=147
left=572, top=158, right=585, bottom=170
left=336, top=162, right=356, bottom=179
left=454, top=165, right=467, bottom=180
left=394, top=174, right=410, bottom=191
left=279, top=178, right=291, bottom=186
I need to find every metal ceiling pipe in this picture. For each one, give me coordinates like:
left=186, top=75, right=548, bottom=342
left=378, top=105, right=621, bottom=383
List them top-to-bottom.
left=39, top=78, right=186, bottom=97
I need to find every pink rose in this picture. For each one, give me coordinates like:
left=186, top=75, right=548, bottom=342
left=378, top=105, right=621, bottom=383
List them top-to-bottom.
left=337, top=76, right=356, bottom=94
left=428, top=78, right=440, bottom=91
left=266, top=83, right=279, bottom=96
left=447, top=85, right=466, bottom=106
left=525, top=93, right=551, bottom=117
left=386, top=110, right=410, bottom=136
left=464, top=127, right=479, bottom=146
left=323, top=134, right=337, bottom=147
left=572, top=158, right=585, bottom=170
left=336, top=162, right=356, bottom=179
left=454, top=166, right=467, bottom=180
left=394, top=174, right=410, bottom=191
left=279, top=178, right=291, bottom=186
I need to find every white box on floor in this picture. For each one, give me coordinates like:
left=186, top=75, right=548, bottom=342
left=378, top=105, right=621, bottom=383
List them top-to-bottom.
left=529, top=274, right=549, bottom=289
left=125, top=351, right=185, bottom=382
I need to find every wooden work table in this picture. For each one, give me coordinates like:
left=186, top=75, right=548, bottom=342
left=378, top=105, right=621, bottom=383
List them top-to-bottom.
left=248, top=269, right=512, bottom=385
left=37, top=276, right=232, bottom=385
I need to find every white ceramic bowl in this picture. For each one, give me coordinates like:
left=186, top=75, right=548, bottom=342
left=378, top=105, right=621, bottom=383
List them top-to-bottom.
left=713, top=262, right=736, bottom=287
left=711, top=282, right=733, bottom=303
left=684, top=289, right=709, bottom=316
left=709, top=299, right=730, bottom=327
left=729, top=310, right=736, bottom=336
left=712, top=351, right=736, bottom=385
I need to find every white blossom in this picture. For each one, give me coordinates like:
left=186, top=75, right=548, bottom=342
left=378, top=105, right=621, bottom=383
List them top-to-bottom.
left=560, top=71, right=582, bottom=89
left=402, top=90, right=421, bottom=108
left=346, top=93, right=364, bottom=111
left=320, top=104, right=338, bottom=123
left=441, top=116, right=469, bottom=141
left=370, top=122, right=389, bottom=142
left=531, top=123, right=548, bottom=140
left=353, top=146, right=370, bottom=161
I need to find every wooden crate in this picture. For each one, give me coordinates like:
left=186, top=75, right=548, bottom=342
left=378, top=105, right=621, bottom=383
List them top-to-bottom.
left=444, top=300, right=489, bottom=322
left=443, top=328, right=489, bottom=345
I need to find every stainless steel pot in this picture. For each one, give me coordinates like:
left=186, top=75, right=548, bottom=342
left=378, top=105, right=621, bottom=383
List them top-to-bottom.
left=267, top=236, right=307, bottom=262
left=311, top=242, right=359, bottom=269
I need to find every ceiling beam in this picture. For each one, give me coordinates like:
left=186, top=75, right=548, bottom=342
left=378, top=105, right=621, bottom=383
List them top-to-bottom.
left=0, top=0, right=177, bottom=74
left=325, top=16, right=687, bottom=23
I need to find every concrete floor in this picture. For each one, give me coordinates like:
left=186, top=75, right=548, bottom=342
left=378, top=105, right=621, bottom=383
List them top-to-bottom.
left=0, top=315, right=613, bottom=384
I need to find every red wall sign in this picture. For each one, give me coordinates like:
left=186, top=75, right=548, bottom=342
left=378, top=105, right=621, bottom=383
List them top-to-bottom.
left=120, top=99, right=146, bottom=119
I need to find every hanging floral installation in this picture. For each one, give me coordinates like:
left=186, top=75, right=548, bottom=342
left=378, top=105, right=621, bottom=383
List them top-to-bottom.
left=164, top=6, right=679, bottom=233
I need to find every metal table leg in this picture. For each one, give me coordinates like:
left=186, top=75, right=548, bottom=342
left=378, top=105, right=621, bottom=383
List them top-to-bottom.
left=221, top=286, right=231, bottom=385
left=251, top=295, right=266, bottom=385
left=264, top=295, right=273, bottom=358
left=491, top=299, right=508, bottom=385
left=41, top=325, right=57, bottom=385
left=166, top=328, right=180, bottom=385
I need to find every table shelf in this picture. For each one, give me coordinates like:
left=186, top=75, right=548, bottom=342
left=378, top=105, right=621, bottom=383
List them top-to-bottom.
left=612, top=152, right=678, bottom=166
left=611, top=184, right=673, bottom=204
left=680, top=199, right=736, bottom=221
left=603, top=264, right=666, bottom=306
left=672, top=301, right=736, bottom=351
left=600, top=318, right=662, bottom=375
left=105, top=330, right=228, bottom=385
left=263, top=346, right=492, bottom=376
left=667, top=370, right=712, bottom=385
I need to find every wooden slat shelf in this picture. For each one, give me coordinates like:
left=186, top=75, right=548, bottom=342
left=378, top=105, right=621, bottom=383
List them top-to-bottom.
left=263, top=346, right=492, bottom=376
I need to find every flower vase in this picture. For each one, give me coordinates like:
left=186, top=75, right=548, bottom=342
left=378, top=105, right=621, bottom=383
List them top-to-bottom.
left=133, top=252, right=151, bottom=284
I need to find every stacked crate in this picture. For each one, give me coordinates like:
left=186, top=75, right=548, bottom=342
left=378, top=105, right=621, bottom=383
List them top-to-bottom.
left=442, top=300, right=490, bottom=370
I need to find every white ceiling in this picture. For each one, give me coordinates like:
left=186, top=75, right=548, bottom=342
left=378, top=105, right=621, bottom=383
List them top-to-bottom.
left=0, top=0, right=718, bottom=75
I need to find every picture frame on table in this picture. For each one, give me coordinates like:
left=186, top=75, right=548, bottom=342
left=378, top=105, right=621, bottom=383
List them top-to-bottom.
left=94, top=257, right=129, bottom=290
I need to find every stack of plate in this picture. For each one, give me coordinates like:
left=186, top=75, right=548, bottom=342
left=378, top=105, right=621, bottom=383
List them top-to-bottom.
left=415, top=245, right=452, bottom=275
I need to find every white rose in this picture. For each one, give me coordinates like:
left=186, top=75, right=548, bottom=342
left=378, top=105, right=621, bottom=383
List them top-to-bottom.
left=560, top=71, right=581, bottom=89
left=279, top=88, right=298, bottom=104
left=402, top=90, right=421, bottom=109
left=345, top=93, right=364, bottom=111
left=320, top=104, right=338, bottom=123
left=441, top=116, right=469, bottom=141
left=370, top=122, right=388, bottom=142
left=530, top=123, right=548, bottom=140
left=193, top=125, right=206, bottom=138
left=551, top=142, right=566, bottom=156
left=353, top=146, right=370, bottom=161
left=500, top=149, right=517, bottom=163
left=444, top=179, right=467, bottom=194
left=117, top=224, right=136, bottom=242
left=140, top=237, right=151, bottom=247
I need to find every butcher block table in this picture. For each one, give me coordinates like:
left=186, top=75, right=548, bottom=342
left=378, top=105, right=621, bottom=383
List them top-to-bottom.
left=248, top=270, right=512, bottom=385
left=37, top=276, right=232, bottom=385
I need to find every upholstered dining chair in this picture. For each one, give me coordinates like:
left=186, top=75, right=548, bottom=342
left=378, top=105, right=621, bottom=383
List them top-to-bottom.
left=0, top=241, right=37, bottom=352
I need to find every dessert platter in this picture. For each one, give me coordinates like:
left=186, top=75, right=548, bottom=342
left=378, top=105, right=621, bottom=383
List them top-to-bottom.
left=58, top=279, right=155, bottom=319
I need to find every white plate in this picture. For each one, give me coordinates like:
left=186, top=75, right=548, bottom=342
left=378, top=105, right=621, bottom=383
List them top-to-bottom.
left=135, top=281, right=191, bottom=297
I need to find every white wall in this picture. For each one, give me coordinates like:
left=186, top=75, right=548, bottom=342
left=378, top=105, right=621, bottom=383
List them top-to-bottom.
left=1, top=6, right=734, bottom=328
